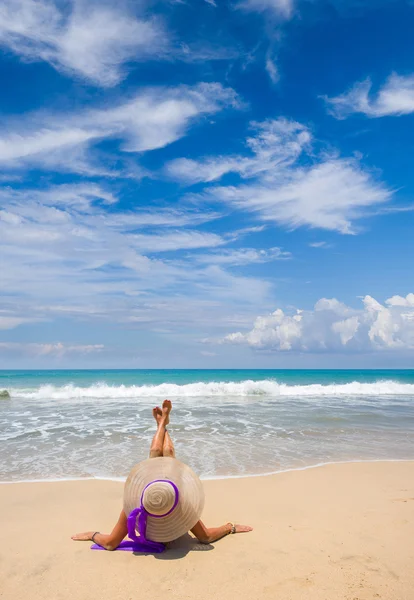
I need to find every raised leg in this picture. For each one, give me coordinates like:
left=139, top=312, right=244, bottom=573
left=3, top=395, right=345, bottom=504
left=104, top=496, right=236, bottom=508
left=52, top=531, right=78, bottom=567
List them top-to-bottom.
left=71, top=400, right=175, bottom=552
left=149, top=400, right=172, bottom=458
left=153, top=406, right=176, bottom=458
left=163, top=429, right=176, bottom=458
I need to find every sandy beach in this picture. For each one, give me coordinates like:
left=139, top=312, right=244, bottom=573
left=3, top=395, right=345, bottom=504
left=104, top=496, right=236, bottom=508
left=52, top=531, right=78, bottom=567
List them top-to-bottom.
left=1, top=461, right=413, bottom=600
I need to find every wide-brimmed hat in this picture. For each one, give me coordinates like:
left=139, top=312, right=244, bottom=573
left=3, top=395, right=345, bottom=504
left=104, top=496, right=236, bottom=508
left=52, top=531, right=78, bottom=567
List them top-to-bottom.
left=123, top=457, right=205, bottom=543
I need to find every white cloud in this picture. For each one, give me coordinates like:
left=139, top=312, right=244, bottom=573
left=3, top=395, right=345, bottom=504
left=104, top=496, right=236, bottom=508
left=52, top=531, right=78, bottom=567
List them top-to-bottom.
left=0, top=0, right=168, bottom=87
left=237, top=0, right=293, bottom=18
left=0, top=1, right=240, bottom=86
left=177, top=41, right=239, bottom=63
left=265, top=54, right=279, bottom=84
left=324, top=74, right=414, bottom=119
left=0, top=83, right=240, bottom=175
left=166, top=118, right=311, bottom=184
left=172, top=118, right=391, bottom=233
left=166, top=156, right=241, bottom=184
left=215, top=159, right=391, bottom=234
left=0, top=183, right=272, bottom=336
left=0, top=183, right=225, bottom=255
left=107, top=208, right=221, bottom=229
left=132, top=231, right=226, bottom=253
left=309, top=241, right=329, bottom=248
left=193, top=247, right=291, bottom=265
left=197, top=266, right=271, bottom=304
left=222, top=293, right=414, bottom=352
left=386, top=293, right=414, bottom=307
left=0, top=316, right=41, bottom=329
left=0, top=342, right=104, bottom=356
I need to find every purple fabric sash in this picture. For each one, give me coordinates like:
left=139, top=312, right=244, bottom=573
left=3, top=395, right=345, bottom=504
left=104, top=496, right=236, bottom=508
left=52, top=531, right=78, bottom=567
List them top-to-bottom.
left=91, top=479, right=179, bottom=553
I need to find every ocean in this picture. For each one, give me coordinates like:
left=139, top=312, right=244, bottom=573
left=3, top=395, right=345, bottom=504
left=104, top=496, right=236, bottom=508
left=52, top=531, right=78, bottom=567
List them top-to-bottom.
left=1, top=369, right=413, bottom=483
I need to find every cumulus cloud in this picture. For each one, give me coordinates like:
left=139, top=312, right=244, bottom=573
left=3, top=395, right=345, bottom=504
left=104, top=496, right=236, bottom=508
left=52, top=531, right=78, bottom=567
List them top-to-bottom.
left=0, top=0, right=168, bottom=86
left=323, top=74, right=414, bottom=119
left=0, top=83, right=239, bottom=175
left=170, top=118, right=391, bottom=233
left=386, top=293, right=414, bottom=307
left=222, top=294, right=414, bottom=352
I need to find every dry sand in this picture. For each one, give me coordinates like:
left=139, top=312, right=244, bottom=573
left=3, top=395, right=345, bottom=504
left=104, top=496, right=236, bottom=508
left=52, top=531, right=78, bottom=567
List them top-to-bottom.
left=1, top=461, right=413, bottom=600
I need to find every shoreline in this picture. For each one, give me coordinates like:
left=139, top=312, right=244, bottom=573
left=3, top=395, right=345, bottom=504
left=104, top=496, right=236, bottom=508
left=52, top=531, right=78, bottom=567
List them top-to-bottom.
left=2, top=456, right=414, bottom=485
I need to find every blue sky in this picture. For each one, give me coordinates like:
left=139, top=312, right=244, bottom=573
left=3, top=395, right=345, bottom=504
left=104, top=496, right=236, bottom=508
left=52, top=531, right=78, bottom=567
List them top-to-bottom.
left=0, top=0, right=414, bottom=368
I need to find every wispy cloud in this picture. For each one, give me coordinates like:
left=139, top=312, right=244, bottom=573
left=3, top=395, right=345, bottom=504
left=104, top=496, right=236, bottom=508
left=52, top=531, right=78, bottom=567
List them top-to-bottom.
left=0, top=0, right=168, bottom=87
left=237, top=0, right=294, bottom=19
left=265, top=51, right=280, bottom=84
left=323, top=74, right=414, bottom=119
left=0, top=83, right=240, bottom=176
left=166, top=118, right=311, bottom=183
left=170, top=118, right=392, bottom=233
left=210, top=160, right=391, bottom=234
left=0, top=183, right=273, bottom=334
left=131, top=231, right=227, bottom=253
left=308, top=241, right=329, bottom=248
left=192, top=247, right=291, bottom=265
left=196, top=265, right=272, bottom=304
left=222, top=293, right=414, bottom=352
left=0, top=316, right=43, bottom=329
left=0, top=342, right=105, bottom=356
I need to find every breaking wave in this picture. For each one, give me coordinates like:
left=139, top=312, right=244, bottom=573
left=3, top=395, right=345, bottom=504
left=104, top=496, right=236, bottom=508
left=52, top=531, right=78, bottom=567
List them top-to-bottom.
left=7, top=379, right=414, bottom=400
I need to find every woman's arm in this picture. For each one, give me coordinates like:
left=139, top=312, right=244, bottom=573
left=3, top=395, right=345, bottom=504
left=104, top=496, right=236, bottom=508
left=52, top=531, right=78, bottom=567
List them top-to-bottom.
left=71, top=510, right=128, bottom=551
left=191, top=520, right=253, bottom=544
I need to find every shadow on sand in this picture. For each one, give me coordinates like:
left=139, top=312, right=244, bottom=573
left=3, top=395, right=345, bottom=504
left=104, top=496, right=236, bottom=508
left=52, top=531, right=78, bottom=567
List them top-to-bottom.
left=132, top=534, right=214, bottom=561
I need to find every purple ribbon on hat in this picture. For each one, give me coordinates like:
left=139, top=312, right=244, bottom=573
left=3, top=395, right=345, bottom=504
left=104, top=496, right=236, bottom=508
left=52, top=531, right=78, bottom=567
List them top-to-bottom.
left=91, top=479, right=179, bottom=553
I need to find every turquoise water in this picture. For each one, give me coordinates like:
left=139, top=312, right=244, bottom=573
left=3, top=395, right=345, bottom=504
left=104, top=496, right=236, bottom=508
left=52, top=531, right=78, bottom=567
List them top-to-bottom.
left=2, top=368, right=414, bottom=388
left=1, top=369, right=414, bottom=482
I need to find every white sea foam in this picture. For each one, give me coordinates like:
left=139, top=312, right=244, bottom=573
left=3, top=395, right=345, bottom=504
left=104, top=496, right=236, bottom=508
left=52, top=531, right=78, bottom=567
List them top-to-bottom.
left=8, top=379, right=414, bottom=400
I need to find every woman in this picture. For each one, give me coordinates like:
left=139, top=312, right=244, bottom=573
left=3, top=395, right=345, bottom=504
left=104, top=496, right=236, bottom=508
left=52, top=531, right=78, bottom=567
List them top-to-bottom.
left=72, top=400, right=253, bottom=551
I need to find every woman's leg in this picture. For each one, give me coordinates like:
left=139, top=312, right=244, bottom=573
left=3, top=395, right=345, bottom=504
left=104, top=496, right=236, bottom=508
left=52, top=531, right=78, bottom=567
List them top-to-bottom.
left=149, top=399, right=171, bottom=458
left=153, top=405, right=176, bottom=458
left=163, top=429, right=176, bottom=458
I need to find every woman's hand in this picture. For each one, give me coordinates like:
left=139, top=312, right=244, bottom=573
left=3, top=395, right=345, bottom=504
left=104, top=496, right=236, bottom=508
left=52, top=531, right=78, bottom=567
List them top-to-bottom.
left=71, top=531, right=95, bottom=541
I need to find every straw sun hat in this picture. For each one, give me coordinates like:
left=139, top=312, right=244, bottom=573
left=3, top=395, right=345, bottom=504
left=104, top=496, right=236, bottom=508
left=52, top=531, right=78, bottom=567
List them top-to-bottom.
left=124, top=457, right=205, bottom=543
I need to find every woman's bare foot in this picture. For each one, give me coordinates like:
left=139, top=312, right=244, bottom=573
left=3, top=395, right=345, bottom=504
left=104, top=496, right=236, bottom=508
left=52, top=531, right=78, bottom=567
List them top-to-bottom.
left=162, top=399, right=172, bottom=425
left=152, top=406, right=162, bottom=425
left=71, top=531, right=95, bottom=541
